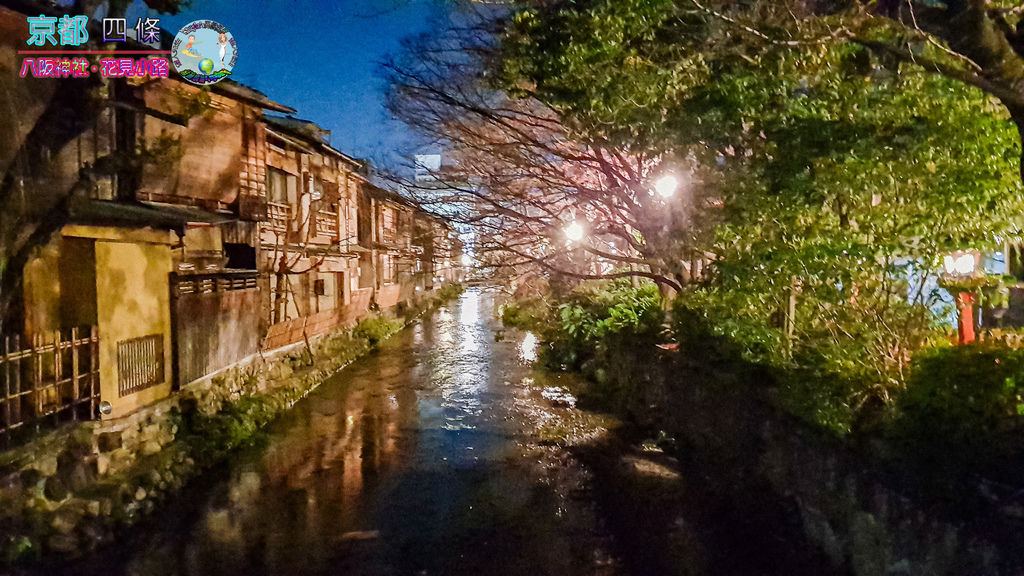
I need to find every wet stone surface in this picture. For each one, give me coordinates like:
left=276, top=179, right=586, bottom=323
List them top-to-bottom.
left=39, top=288, right=831, bottom=576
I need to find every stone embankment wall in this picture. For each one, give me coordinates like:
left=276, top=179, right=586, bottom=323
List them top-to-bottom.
left=0, top=288, right=459, bottom=566
left=586, top=345, right=1018, bottom=576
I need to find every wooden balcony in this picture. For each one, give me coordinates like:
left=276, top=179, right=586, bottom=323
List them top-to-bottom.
left=267, top=201, right=289, bottom=232
left=316, top=209, right=339, bottom=239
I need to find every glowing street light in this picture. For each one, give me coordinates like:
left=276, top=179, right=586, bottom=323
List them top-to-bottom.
left=653, top=174, right=679, bottom=199
left=564, top=220, right=585, bottom=242
left=940, top=250, right=980, bottom=346
left=942, top=252, right=977, bottom=276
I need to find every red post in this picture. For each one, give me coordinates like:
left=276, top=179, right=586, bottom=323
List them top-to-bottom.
left=956, top=292, right=976, bottom=345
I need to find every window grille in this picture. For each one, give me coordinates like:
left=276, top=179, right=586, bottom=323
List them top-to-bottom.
left=117, top=334, right=164, bottom=397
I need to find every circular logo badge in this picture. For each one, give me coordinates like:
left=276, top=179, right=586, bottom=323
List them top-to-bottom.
left=171, top=20, right=236, bottom=85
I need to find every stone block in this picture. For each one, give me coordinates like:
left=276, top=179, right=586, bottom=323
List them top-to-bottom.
left=140, top=424, right=163, bottom=443
left=96, top=431, right=123, bottom=453
left=141, top=440, right=163, bottom=457
left=108, top=449, right=134, bottom=475
left=96, top=453, right=110, bottom=477
left=33, top=455, right=59, bottom=477
left=61, top=456, right=97, bottom=493
left=43, top=476, right=69, bottom=502
left=49, top=505, right=83, bottom=534
left=47, top=533, right=79, bottom=554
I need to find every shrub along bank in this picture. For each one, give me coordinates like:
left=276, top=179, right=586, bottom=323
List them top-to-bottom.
left=502, top=280, right=1024, bottom=575
left=0, top=286, right=462, bottom=567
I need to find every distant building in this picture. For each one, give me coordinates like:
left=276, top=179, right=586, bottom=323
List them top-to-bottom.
left=414, top=153, right=442, bottom=182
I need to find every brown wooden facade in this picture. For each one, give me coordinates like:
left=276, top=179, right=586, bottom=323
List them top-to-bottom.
left=4, top=0, right=461, bottom=428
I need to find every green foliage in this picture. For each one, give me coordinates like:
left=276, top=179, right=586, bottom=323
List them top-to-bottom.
left=501, top=0, right=1024, bottom=433
left=545, top=279, right=664, bottom=370
left=559, top=280, right=663, bottom=343
left=435, top=282, right=464, bottom=302
left=500, top=296, right=549, bottom=331
left=672, top=298, right=861, bottom=435
left=353, top=316, right=403, bottom=347
left=892, top=345, right=1024, bottom=468
left=4, top=536, right=34, bottom=565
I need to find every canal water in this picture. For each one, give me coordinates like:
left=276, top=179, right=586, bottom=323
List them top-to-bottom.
left=51, top=288, right=832, bottom=576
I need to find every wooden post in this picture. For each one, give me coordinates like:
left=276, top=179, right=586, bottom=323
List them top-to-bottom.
left=783, top=276, right=799, bottom=358
left=957, top=292, right=977, bottom=345
left=89, top=326, right=98, bottom=417
left=71, top=327, right=80, bottom=421
left=53, top=330, right=62, bottom=427
left=32, top=334, right=42, bottom=433
left=12, top=335, right=20, bottom=429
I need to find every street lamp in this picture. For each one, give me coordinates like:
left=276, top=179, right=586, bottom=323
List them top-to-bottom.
left=653, top=174, right=678, bottom=199
left=564, top=220, right=585, bottom=242
left=940, top=250, right=981, bottom=345
left=943, top=252, right=976, bottom=276
left=461, top=254, right=473, bottom=267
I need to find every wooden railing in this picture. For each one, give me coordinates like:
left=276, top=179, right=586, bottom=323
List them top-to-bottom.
left=267, top=201, right=290, bottom=232
left=316, top=209, right=338, bottom=238
left=174, top=272, right=259, bottom=296
left=1, top=327, right=100, bottom=445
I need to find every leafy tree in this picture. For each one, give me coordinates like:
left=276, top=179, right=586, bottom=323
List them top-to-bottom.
left=497, top=0, right=1024, bottom=427
left=532, top=0, right=1024, bottom=179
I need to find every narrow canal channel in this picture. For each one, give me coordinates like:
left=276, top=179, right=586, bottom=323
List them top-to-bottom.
left=49, top=288, right=832, bottom=576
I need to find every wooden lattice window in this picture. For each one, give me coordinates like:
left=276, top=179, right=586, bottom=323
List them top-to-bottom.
left=117, top=334, right=164, bottom=397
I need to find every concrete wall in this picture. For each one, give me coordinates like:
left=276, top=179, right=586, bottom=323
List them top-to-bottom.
left=22, top=236, right=99, bottom=336
left=93, top=236, right=174, bottom=418
left=21, top=238, right=63, bottom=337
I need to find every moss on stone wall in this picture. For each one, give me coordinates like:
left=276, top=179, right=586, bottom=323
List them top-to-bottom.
left=0, top=286, right=463, bottom=567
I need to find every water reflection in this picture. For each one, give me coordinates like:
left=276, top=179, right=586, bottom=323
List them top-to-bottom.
left=60, top=288, right=610, bottom=576
left=519, top=332, right=538, bottom=363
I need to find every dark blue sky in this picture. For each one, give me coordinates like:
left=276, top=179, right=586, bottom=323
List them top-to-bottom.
left=134, top=0, right=446, bottom=170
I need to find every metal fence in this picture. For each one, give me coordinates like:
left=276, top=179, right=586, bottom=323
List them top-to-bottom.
left=1, top=327, right=100, bottom=445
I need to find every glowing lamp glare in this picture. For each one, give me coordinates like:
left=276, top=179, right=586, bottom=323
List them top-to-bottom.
left=654, top=175, right=678, bottom=198
left=565, top=221, right=585, bottom=242
left=943, top=253, right=975, bottom=276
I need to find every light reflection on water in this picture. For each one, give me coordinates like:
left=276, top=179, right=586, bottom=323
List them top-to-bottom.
left=57, top=288, right=614, bottom=576
left=519, top=332, right=538, bottom=363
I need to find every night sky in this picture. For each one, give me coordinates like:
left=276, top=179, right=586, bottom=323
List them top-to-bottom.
left=129, top=0, right=447, bottom=170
